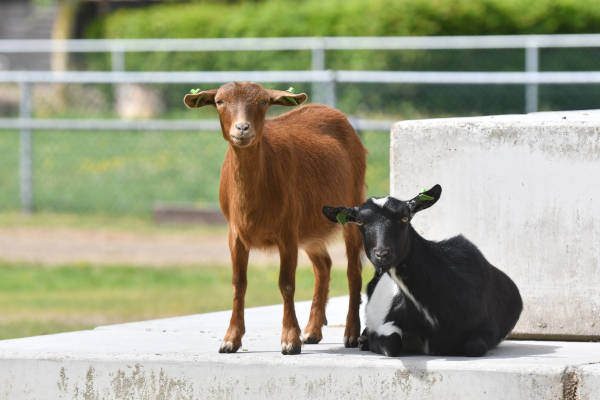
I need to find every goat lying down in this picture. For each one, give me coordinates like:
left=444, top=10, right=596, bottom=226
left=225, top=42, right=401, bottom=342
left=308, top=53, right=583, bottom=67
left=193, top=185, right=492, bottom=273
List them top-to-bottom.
left=323, top=185, right=522, bottom=357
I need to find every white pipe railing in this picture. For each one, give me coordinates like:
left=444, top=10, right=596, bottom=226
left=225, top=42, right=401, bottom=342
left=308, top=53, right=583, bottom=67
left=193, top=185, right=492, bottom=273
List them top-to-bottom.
left=1, top=34, right=600, bottom=52
left=2, top=35, right=600, bottom=213
left=3, top=70, right=600, bottom=84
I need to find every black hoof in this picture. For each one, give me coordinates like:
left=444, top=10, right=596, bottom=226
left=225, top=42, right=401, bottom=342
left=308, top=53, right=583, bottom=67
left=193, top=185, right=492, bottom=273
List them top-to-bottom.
left=302, top=335, right=321, bottom=344
left=357, top=335, right=369, bottom=351
left=219, top=341, right=240, bottom=353
left=281, top=342, right=302, bottom=355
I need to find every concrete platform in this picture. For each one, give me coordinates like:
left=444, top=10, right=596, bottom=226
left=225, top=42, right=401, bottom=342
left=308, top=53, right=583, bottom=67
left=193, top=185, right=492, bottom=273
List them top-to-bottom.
left=1, top=296, right=599, bottom=399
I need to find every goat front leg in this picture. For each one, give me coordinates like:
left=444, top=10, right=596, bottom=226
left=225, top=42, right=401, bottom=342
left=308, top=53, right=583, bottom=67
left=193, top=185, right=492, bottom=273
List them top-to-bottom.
left=219, top=231, right=249, bottom=353
left=278, top=238, right=302, bottom=355
left=358, top=327, right=370, bottom=351
left=368, top=329, right=403, bottom=357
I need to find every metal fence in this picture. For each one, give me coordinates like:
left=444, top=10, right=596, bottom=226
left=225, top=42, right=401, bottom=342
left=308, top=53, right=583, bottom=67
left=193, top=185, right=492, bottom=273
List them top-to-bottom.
left=1, top=35, right=600, bottom=214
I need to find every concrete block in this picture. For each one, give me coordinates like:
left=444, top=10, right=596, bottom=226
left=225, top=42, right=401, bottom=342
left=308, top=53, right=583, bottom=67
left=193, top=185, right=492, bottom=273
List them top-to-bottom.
left=391, top=110, right=600, bottom=339
left=1, top=297, right=599, bottom=399
left=581, top=364, right=600, bottom=400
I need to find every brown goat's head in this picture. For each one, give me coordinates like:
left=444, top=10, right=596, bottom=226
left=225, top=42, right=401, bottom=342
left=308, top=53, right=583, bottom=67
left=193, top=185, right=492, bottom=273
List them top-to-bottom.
left=184, top=82, right=307, bottom=148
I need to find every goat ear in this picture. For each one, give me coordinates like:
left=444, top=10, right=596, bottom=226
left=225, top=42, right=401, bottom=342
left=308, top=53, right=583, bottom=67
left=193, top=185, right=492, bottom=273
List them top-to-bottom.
left=183, top=89, right=217, bottom=108
left=268, top=90, right=308, bottom=107
left=407, top=184, right=442, bottom=215
left=322, top=206, right=360, bottom=225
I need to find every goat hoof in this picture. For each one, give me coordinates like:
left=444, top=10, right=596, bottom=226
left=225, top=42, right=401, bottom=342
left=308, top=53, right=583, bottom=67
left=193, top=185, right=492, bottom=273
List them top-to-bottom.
left=301, top=333, right=322, bottom=344
left=357, top=335, right=369, bottom=351
left=303, top=336, right=320, bottom=345
left=344, top=336, right=359, bottom=348
left=219, top=341, right=240, bottom=353
left=281, top=342, right=302, bottom=355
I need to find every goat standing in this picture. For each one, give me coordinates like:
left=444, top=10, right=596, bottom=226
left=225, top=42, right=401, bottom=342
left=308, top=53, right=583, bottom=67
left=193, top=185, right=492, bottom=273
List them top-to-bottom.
left=185, top=82, right=366, bottom=354
left=323, top=185, right=522, bottom=357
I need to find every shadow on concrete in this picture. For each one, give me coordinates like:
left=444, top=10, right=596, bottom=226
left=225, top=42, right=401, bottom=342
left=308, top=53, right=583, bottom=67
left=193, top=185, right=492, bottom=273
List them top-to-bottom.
left=309, top=340, right=560, bottom=360
left=477, top=341, right=561, bottom=359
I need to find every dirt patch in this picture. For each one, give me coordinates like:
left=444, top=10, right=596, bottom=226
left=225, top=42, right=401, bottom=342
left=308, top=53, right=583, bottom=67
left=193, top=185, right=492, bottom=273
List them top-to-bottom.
left=0, top=227, right=350, bottom=268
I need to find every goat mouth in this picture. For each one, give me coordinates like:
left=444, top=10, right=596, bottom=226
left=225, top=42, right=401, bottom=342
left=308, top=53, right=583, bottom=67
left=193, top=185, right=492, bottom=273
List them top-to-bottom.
left=230, top=135, right=255, bottom=146
left=370, top=257, right=394, bottom=272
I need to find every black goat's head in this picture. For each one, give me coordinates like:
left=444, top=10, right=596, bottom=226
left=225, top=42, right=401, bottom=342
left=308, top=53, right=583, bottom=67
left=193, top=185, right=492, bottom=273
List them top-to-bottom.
left=323, top=184, right=442, bottom=273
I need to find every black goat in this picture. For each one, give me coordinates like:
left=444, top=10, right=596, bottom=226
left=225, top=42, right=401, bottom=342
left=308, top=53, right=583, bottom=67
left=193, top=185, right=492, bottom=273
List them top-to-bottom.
left=323, top=185, right=522, bottom=357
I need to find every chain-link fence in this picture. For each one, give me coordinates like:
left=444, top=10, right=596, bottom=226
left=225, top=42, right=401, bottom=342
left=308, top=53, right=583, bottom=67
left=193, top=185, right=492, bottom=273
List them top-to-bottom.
left=1, top=36, right=600, bottom=216
left=0, top=126, right=390, bottom=216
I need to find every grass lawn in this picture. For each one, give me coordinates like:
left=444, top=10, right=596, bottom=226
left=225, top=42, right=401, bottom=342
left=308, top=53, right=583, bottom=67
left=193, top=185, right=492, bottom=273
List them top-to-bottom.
left=0, top=129, right=389, bottom=216
left=0, top=260, right=373, bottom=340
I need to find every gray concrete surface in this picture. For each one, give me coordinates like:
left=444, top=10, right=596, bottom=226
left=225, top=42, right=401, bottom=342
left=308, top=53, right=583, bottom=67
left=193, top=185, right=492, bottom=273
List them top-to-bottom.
left=391, top=110, right=600, bottom=340
left=1, top=296, right=599, bottom=399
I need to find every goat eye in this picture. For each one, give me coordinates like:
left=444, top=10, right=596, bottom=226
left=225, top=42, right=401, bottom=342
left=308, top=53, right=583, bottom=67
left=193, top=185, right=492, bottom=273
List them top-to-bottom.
left=216, top=100, right=225, bottom=106
left=261, top=100, right=269, bottom=106
left=401, top=216, right=409, bottom=223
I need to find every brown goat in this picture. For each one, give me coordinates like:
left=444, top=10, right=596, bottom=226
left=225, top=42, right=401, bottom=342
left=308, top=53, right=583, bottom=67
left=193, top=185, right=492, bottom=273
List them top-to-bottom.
left=184, top=82, right=366, bottom=355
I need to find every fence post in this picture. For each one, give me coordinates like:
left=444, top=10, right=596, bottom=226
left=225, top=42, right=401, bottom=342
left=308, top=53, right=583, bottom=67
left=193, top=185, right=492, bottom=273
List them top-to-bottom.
left=311, top=41, right=326, bottom=104
left=525, top=45, right=539, bottom=113
left=111, top=49, right=125, bottom=118
left=111, top=50, right=125, bottom=72
left=325, top=70, right=337, bottom=109
left=19, top=81, right=33, bottom=214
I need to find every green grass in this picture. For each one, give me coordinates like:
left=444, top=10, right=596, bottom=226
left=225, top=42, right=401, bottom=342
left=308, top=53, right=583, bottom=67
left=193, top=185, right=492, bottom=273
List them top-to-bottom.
left=0, top=129, right=390, bottom=215
left=363, top=131, right=389, bottom=197
left=0, top=260, right=374, bottom=340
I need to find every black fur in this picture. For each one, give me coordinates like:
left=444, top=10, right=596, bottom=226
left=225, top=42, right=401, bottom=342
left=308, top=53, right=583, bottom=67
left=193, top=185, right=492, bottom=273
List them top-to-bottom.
left=323, top=185, right=523, bottom=357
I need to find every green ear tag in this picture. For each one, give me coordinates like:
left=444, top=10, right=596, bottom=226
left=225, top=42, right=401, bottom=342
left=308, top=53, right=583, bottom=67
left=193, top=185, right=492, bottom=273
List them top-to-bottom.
left=284, top=86, right=298, bottom=105
left=188, top=88, right=202, bottom=107
left=418, top=190, right=435, bottom=201
left=336, top=211, right=348, bottom=226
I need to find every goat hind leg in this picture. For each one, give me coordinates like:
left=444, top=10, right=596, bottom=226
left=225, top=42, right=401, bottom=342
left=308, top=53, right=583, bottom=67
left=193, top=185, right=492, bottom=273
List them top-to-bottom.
left=343, top=224, right=363, bottom=348
left=302, top=244, right=332, bottom=344
left=463, top=329, right=495, bottom=357
left=368, top=330, right=403, bottom=357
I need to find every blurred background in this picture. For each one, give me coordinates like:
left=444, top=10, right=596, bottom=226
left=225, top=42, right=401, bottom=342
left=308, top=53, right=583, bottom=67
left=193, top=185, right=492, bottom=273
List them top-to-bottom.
left=1, top=0, right=599, bottom=340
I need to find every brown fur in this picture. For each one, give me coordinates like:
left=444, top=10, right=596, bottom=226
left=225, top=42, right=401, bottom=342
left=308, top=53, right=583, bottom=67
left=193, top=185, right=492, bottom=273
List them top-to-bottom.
left=184, top=82, right=366, bottom=354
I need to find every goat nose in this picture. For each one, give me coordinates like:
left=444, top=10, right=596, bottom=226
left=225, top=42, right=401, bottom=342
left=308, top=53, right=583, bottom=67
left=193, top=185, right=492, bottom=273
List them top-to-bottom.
left=235, top=122, right=250, bottom=132
left=374, top=248, right=390, bottom=259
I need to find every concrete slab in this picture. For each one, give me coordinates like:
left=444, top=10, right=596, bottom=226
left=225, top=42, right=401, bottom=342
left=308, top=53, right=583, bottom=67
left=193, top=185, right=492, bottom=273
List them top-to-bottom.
left=391, top=110, right=600, bottom=340
left=1, top=296, right=599, bottom=399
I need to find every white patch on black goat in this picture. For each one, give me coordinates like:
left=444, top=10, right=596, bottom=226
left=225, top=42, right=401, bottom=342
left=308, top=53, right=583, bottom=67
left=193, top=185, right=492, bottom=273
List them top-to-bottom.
left=371, top=196, right=390, bottom=208
left=389, top=267, right=439, bottom=329
left=366, top=273, right=399, bottom=333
